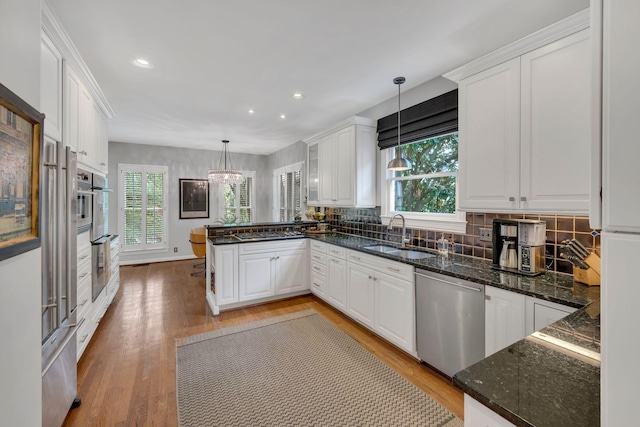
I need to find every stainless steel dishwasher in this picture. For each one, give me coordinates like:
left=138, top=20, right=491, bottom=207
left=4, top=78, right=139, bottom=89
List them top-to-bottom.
left=415, top=268, right=485, bottom=377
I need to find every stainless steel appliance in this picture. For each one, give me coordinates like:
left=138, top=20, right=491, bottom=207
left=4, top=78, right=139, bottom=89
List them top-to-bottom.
left=41, top=139, right=80, bottom=427
left=76, top=168, right=93, bottom=233
left=90, top=173, right=112, bottom=301
left=491, top=218, right=519, bottom=273
left=518, top=219, right=546, bottom=275
left=415, top=269, right=485, bottom=378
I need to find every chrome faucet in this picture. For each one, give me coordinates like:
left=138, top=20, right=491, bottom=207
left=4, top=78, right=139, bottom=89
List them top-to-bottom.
left=388, top=213, right=410, bottom=248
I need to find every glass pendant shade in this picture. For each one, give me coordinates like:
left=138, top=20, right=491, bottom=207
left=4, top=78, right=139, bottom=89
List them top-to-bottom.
left=387, top=76, right=412, bottom=171
left=208, top=140, right=243, bottom=184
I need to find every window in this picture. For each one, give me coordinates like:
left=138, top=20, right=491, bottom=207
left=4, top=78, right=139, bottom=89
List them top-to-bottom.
left=382, top=132, right=466, bottom=232
left=273, top=162, right=303, bottom=222
left=118, top=164, right=168, bottom=252
left=220, top=171, right=255, bottom=224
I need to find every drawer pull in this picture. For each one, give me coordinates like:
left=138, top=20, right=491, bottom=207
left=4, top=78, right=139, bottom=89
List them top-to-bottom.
left=79, top=254, right=88, bottom=260
left=351, top=256, right=361, bottom=261
left=313, top=266, right=321, bottom=271
left=387, top=267, right=401, bottom=272
left=80, top=272, right=88, bottom=279
left=312, top=282, right=320, bottom=288
left=79, top=299, right=88, bottom=307
left=79, top=334, right=89, bottom=344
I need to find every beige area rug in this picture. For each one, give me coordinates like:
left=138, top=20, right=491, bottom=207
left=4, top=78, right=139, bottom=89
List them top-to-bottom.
left=176, top=309, right=462, bottom=427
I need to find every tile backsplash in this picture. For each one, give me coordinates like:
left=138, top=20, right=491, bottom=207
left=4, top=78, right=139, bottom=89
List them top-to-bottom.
left=323, top=207, right=600, bottom=276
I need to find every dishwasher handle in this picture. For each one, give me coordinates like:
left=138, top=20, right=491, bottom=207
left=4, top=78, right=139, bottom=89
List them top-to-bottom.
left=415, top=271, right=483, bottom=293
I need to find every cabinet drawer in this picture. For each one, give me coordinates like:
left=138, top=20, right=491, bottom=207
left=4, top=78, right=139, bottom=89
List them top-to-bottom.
left=238, top=239, right=307, bottom=254
left=309, top=240, right=327, bottom=253
left=326, top=244, right=346, bottom=259
left=347, top=249, right=414, bottom=282
left=310, top=250, right=327, bottom=264
left=310, top=260, right=326, bottom=277
left=310, top=271, right=326, bottom=297
left=76, top=284, right=91, bottom=319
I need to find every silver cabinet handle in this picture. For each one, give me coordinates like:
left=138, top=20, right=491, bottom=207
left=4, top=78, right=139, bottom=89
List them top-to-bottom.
left=100, top=162, right=106, bottom=166
left=509, top=196, right=515, bottom=202
left=520, top=196, right=527, bottom=202
left=79, top=254, right=88, bottom=260
left=351, top=255, right=361, bottom=261
left=313, top=266, right=321, bottom=271
left=386, top=266, right=401, bottom=272
left=80, top=272, right=88, bottom=278
left=368, top=275, right=373, bottom=279
left=312, top=282, right=320, bottom=288
left=485, top=295, right=492, bottom=301
left=79, top=299, right=88, bottom=307
left=79, top=334, right=89, bottom=344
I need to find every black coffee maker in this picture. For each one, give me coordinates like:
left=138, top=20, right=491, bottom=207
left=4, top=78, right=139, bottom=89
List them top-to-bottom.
left=491, top=219, right=519, bottom=272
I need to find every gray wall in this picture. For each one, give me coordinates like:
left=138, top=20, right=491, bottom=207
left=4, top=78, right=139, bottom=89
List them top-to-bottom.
left=0, top=0, right=44, bottom=424
left=108, top=141, right=271, bottom=264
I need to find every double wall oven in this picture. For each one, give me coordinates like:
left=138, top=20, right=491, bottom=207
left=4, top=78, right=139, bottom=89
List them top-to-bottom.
left=77, top=168, right=112, bottom=301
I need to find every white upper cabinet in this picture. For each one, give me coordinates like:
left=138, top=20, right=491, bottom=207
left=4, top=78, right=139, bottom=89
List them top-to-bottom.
left=446, top=11, right=591, bottom=215
left=40, top=32, right=64, bottom=141
left=306, top=117, right=376, bottom=208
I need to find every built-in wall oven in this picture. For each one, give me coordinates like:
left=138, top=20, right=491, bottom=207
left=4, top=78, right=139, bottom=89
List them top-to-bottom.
left=77, top=169, right=93, bottom=233
left=90, top=173, right=113, bottom=301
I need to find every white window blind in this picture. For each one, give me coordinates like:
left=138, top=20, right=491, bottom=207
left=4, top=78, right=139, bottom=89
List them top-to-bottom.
left=274, top=162, right=303, bottom=222
left=119, top=164, right=168, bottom=251
left=220, top=171, right=255, bottom=224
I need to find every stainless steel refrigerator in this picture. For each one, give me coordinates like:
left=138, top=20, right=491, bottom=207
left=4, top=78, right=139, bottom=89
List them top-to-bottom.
left=41, top=138, right=79, bottom=427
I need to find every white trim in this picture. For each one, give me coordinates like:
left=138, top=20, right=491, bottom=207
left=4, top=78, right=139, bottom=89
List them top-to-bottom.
left=41, top=1, right=115, bottom=118
left=442, top=9, right=590, bottom=83
left=302, top=116, right=375, bottom=143
left=119, top=253, right=194, bottom=266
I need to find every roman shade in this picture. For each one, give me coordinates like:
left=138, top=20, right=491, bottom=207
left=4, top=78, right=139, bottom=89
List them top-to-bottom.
left=377, top=89, right=458, bottom=150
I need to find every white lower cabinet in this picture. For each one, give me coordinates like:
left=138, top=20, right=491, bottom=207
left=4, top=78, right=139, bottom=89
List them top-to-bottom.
left=213, top=244, right=239, bottom=305
left=239, top=253, right=274, bottom=301
left=326, top=256, right=347, bottom=311
left=346, top=263, right=375, bottom=328
left=375, top=270, right=414, bottom=352
left=485, top=285, right=577, bottom=357
left=464, top=394, right=515, bottom=427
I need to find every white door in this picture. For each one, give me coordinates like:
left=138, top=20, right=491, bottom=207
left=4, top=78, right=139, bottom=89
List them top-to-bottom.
left=520, top=29, right=590, bottom=213
left=458, top=57, right=521, bottom=211
left=214, top=245, right=238, bottom=305
left=275, top=250, right=307, bottom=294
left=238, top=254, right=273, bottom=301
left=326, top=257, right=347, bottom=311
left=346, top=263, right=375, bottom=328
left=375, top=271, right=414, bottom=353
left=485, top=286, right=526, bottom=357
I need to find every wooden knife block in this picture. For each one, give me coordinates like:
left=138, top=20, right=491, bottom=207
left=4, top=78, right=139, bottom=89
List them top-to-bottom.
left=573, top=253, right=601, bottom=286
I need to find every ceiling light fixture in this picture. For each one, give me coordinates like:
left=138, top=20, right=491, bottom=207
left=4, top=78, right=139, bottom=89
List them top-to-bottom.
left=132, top=58, right=154, bottom=69
left=387, top=77, right=412, bottom=171
left=292, top=93, right=304, bottom=100
left=248, top=109, right=255, bottom=114
left=280, top=114, right=286, bottom=119
left=208, top=140, right=243, bottom=184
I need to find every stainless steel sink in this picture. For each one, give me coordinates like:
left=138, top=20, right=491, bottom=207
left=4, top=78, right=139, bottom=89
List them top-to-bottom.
left=363, top=245, right=435, bottom=260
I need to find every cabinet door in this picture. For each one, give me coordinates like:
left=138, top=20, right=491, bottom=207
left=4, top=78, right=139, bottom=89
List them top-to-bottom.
left=520, top=29, right=590, bottom=213
left=40, top=33, right=64, bottom=141
left=458, top=58, right=521, bottom=211
left=64, top=66, right=82, bottom=151
left=78, top=86, right=93, bottom=166
left=94, top=103, right=108, bottom=172
left=334, top=127, right=355, bottom=205
left=318, top=133, right=337, bottom=204
left=307, top=141, right=320, bottom=205
left=215, top=245, right=239, bottom=305
left=275, top=250, right=308, bottom=294
left=239, top=254, right=274, bottom=301
left=326, top=257, right=347, bottom=311
left=346, top=263, right=375, bottom=328
left=310, top=271, right=326, bottom=298
left=375, top=271, right=414, bottom=353
left=485, top=286, right=526, bottom=357
left=525, top=297, right=576, bottom=335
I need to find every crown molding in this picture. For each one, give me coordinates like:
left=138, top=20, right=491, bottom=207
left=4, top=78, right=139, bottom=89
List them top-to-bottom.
left=41, top=0, right=115, bottom=118
left=443, top=8, right=590, bottom=83
left=303, top=116, right=375, bottom=143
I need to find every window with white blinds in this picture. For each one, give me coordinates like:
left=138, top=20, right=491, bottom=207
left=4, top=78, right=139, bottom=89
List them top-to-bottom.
left=273, top=162, right=303, bottom=222
left=118, top=164, right=168, bottom=252
left=220, top=171, right=255, bottom=224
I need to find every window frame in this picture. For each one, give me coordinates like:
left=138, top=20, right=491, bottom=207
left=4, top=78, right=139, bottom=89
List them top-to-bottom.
left=379, top=136, right=466, bottom=234
left=272, top=161, right=304, bottom=222
left=117, top=163, right=169, bottom=254
left=217, top=170, right=256, bottom=224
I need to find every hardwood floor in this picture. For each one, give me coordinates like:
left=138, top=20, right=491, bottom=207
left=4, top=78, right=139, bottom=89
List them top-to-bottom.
left=62, top=259, right=463, bottom=426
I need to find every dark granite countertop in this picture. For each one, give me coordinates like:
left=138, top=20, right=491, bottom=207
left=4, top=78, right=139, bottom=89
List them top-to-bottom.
left=454, top=299, right=601, bottom=427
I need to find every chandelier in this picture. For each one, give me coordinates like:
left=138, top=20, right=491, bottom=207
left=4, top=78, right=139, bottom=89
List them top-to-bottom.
left=208, top=140, right=243, bottom=184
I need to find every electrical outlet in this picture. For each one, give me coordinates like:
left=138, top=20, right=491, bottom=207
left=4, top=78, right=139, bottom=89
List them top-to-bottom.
left=479, top=228, right=492, bottom=242
left=173, top=247, right=178, bottom=253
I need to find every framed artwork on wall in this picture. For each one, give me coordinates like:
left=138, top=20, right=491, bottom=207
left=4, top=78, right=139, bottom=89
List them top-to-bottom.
left=0, top=82, right=43, bottom=262
left=179, top=178, right=210, bottom=219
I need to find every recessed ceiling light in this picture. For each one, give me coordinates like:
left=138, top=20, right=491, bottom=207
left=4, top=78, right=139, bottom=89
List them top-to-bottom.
left=132, top=58, right=153, bottom=69
left=292, top=93, right=304, bottom=100
left=248, top=109, right=255, bottom=114
left=280, top=114, right=286, bottom=119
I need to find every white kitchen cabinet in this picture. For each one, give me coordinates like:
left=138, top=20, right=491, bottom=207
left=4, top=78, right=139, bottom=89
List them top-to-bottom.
left=452, top=27, right=591, bottom=214
left=40, top=32, right=64, bottom=141
left=64, top=66, right=81, bottom=152
left=94, top=100, right=109, bottom=172
left=305, top=116, right=376, bottom=208
left=76, top=230, right=93, bottom=361
left=106, top=235, right=120, bottom=306
left=309, top=240, right=327, bottom=299
left=214, top=244, right=239, bottom=306
left=275, top=250, right=308, bottom=294
left=239, top=253, right=273, bottom=300
left=326, top=255, right=347, bottom=311
left=346, top=262, right=375, bottom=328
left=375, top=270, right=414, bottom=353
left=485, top=286, right=526, bottom=357
left=524, top=296, right=576, bottom=335
left=464, top=394, right=516, bottom=427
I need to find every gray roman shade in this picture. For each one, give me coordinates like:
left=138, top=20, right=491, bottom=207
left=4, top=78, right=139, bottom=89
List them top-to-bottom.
left=377, top=89, right=458, bottom=150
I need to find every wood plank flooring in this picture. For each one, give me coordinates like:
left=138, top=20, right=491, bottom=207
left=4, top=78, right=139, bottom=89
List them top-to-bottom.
left=62, top=259, right=463, bottom=426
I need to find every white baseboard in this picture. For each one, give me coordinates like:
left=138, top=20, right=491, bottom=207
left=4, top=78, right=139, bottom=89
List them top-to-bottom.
left=119, top=254, right=199, bottom=266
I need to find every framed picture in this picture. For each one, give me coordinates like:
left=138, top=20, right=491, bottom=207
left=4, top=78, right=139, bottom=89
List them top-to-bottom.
left=0, top=83, right=43, bottom=262
left=179, top=178, right=210, bottom=219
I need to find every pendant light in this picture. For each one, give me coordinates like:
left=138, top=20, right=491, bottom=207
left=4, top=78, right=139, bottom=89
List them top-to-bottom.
left=387, top=76, right=412, bottom=171
left=208, top=140, right=243, bottom=184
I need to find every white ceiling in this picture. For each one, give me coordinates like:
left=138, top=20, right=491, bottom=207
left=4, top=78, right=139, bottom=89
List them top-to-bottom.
left=47, top=0, right=589, bottom=155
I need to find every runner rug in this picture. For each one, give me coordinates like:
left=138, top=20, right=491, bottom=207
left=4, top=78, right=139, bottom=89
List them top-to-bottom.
left=176, top=309, right=462, bottom=427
